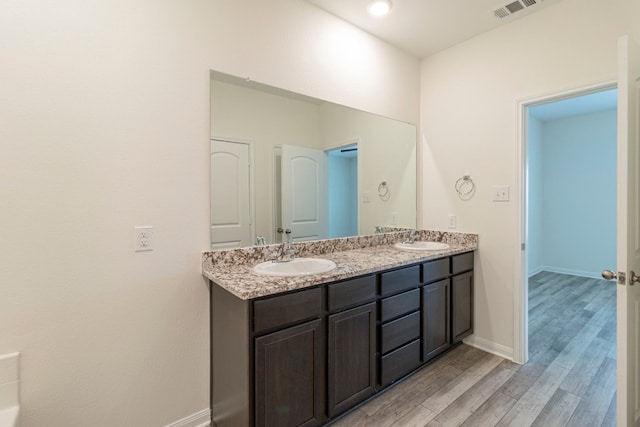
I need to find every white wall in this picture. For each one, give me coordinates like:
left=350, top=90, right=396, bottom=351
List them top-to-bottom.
left=420, top=0, right=631, bottom=355
left=0, top=1, right=419, bottom=426
left=533, top=110, right=617, bottom=278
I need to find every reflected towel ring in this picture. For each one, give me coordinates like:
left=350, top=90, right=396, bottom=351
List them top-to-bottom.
left=455, top=175, right=475, bottom=200
left=378, top=181, right=390, bottom=200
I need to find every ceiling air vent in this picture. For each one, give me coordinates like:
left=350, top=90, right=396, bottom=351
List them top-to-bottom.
left=492, top=0, right=541, bottom=19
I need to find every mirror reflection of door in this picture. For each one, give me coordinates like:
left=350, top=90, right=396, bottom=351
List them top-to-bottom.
left=210, top=138, right=252, bottom=249
left=280, top=144, right=328, bottom=242
left=327, top=144, right=358, bottom=238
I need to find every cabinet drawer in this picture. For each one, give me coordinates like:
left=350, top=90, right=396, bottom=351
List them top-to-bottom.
left=452, top=252, right=474, bottom=275
left=422, top=258, right=449, bottom=284
left=380, top=265, right=420, bottom=296
left=328, top=275, right=376, bottom=312
left=253, top=287, right=322, bottom=333
left=380, top=289, right=420, bottom=322
left=380, top=311, right=420, bottom=354
left=380, top=339, right=421, bottom=387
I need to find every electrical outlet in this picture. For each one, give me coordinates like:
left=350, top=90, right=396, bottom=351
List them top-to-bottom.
left=492, top=186, right=510, bottom=202
left=362, top=192, right=371, bottom=203
left=391, top=212, right=398, bottom=225
left=448, top=214, right=457, bottom=229
left=134, top=226, right=153, bottom=252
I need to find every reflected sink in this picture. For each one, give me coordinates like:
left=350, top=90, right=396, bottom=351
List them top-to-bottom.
left=394, top=241, right=450, bottom=251
left=253, top=258, right=337, bottom=277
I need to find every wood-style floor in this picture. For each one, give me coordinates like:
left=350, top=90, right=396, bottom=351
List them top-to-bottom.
left=331, top=272, right=617, bottom=427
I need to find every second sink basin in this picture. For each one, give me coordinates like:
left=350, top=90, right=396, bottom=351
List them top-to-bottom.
left=394, top=241, right=450, bottom=251
left=253, top=258, right=337, bottom=277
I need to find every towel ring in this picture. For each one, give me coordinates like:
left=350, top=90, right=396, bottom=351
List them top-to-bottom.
left=455, top=175, right=475, bottom=200
left=378, top=181, right=390, bottom=200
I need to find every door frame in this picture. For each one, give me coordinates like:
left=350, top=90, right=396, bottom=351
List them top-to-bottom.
left=513, top=79, right=617, bottom=364
left=210, top=136, right=255, bottom=247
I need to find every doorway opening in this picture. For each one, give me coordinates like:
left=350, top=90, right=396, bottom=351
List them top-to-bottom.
left=516, top=84, right=618, bottom=424
left=526, top=88, right=618, bottom=280
left=327, top=143, right=358, bottom=238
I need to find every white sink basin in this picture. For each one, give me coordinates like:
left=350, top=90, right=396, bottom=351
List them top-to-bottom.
left=394, top=241, right=450, bottom=251
left=253, top=258, right=337, bottom=277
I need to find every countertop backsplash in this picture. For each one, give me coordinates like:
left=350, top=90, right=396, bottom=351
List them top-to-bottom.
left=203, top=229, right=477, bottom=269
left=202, top=230, right=478, bottom=300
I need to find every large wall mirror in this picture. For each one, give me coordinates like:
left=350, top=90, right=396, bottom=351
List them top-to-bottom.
left=210, top=70, right=416, bottom=249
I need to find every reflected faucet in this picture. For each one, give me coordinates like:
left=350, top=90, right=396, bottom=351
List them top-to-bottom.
left=275, top=228, right=295, bottom=262
left=403, top=229, right=419, bottom=245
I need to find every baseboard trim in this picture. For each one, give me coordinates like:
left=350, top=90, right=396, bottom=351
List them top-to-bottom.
left=527, top=266, right=544, bottom=278
left=534, top=266, right=603, bottom=280
left=463, top=335, right=514, bottom=361
left=165, top=409, right=210, bottom=427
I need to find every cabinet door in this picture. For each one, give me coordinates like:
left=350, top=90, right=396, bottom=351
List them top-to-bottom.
left=452, top=271, right=473, bottom=343
left=422, top=279, right=451, bottom=362
left=327, top=302, right=376, bottom=417
left=255, top=319, right=324, bottom=427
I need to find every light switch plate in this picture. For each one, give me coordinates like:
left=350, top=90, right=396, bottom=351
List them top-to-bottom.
left=362, top=192, right=371, bottom=203
left=391, top=212, right=398, bottom=225
left=448, top=214, right=457, bottom=229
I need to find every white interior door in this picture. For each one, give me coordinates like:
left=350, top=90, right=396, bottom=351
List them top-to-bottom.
left=616, top=35, right=640, bottom=427
left=210, top=139, right=252, bottom=249
left=281, top=144, right=328, bottom=242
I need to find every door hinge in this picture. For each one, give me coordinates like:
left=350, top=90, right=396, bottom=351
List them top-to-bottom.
left=521, top=243, right=525, bottom=251
left=619, top=272, right=626, bottom=285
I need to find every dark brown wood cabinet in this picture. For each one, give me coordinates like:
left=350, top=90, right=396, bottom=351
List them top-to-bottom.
left=210, top=250, right=474, bottom=427
left=451, top=252, right=474, bottom=344
left=380, top=265, right=421, bottom=296
left=378, top=266, right=422, bottom=387
left=452, top=271, right=473, bottom=343
left=422, top=279, right=451, bottom=361
left=327, top=302, right=376, bottom=417
left=255, top=319, right=324, bottom=427
left=380, top=339, right=421, bottom=387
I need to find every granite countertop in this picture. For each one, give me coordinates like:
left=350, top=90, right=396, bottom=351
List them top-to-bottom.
left=202, top=230, right=477, bottom=300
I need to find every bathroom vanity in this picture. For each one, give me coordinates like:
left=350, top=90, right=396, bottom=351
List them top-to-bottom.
left=202, top=231, right=476, bottom=427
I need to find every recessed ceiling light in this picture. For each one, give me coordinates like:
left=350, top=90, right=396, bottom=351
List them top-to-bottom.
left=368, top=0, right=392, bottom=16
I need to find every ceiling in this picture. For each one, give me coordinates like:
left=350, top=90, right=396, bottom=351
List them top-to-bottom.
left=304, top=0, right=566, bottom=58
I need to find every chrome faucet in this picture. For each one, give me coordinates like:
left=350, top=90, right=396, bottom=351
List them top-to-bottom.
left=275, top=228, right=295, bottom=262
left=403, top=229, right=419, bottom=244
left=255, top=235, right=267, bottom=246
